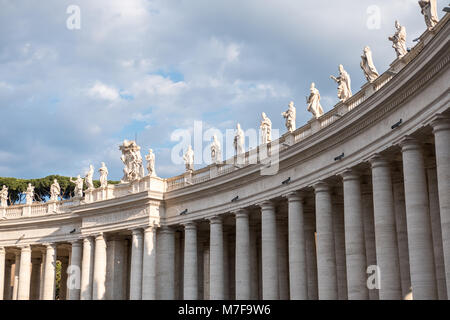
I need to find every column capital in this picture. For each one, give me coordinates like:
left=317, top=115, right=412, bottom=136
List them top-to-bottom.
left=430, top=114, right=450, bottom=133
left=398, top=136, right=423, bottom=151
left=368, top=154, right=391, bottom=168
left=339, top=168, right=361, bottom=181
left=313, top=181, right=330, bottom=193
left=283, top=191, right=305, bottom=202
left=258, top=200, right=275, bottom=211
left=233, top=208, right=250, bottom=219
left=208, top=215, right=223, bottom=224
left=181, top=221, right=197, bottom=230
left=158, top=226, right=175, bottom=235
left=130, top=229, right=143, bottom=237
left=94, top=233, right=105, bottom=241
left=82, top=236, right=94, bottom=244
left=70, top=239, right=82, bottom=247
left=43, top=243, right=56, bottom=250
left=18, top=244, right=31, bottom=252
left=0, top=246, right=5, bottom=254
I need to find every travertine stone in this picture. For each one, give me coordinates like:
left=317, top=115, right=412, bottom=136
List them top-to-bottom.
left=360, top=46, right=379, bottom=83
left=307, top=83, right=324, bottom=119
left=400, top=138, right=437, bottom=300
left=370, top=155, right=402, bottom=299
left=341, top=170, right=369, bottom=300
left=314, top=182, right=338, bottom=300
left=286, top=192, right=308, bottom=300
left=332, top=196, right=347, bottom=300
left=260, top=201, right=279, bottom=300
left=304, top=209, right=318, bottom=300
left=235, top=210, right=250, bottom=300
left=209, top=216, right=224, bottom=300
left=183, top=222, right=198, bottom=300
left=142, top=226, right=157, bottom=300
left=157, top=227, right=175, bottom=300
left=130, top=229, right=143, bottom=300
left=93, top=234, right=107, bottom=300
left=80, top=237, right=94, bottom=300
left=68, top=240, right=82, bottom=300
left=43, top=244, right=56, bottom=300
left=18, top=245, right=31, bottom=300
left=0, top=247, right=4, bottom=300
left=12, top=252, right=20, bottom=300
left=30, top=257, right=42, bottom=300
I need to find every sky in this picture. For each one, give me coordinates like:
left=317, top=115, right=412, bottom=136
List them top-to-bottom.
left=0, top=0, right=447, bottom=180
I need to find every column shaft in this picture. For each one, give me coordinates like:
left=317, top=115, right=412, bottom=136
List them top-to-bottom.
left=235, top=210, right=251, bottom=300
left=209, top=216, right=224, bottom=300
left=183, top=223, right=198, bottom=300
left=142, top=226, right=157, bottom=300
left=157, top=227, right=175, bottom=299
left=130, top=229, right=143, bottom=300
left=93, top=234, right=107, bottom=300
left=80, top=237, right=94, bottom=300
left=68, top=241, right=82, bottom=300
left=42, top=244, right=56, bottom=300
left=0, top=247, right=5, bottom=300
left=12, top=252, right=20, bottom=300
left=30, top=258, right=42, bottom=300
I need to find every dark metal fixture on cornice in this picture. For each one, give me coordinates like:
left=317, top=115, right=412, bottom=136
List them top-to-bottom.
left=443, top=6, right=450, bottom=13
left=413, top=37, right=420, bottom=42
left=391, top=119, right=403, bottom=130
left=334, top=153, right=345, bottom=161
left=282, top=177, right=291, bottom=185
left=231, top=196, right=239, bottom=203
left=179, top=209, right=188, bottom=216
left=70, top=229, right=76, bottom=234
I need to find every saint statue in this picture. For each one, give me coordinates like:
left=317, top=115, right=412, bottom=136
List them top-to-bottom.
left=418, top=0, right=439, bottom=30
left=389, top=21, right=407, bottom=59
left=360, top=46, right=379, bottom=83
left=331, top=65, right=352, bottom=102
left=307, top=83, right=324, bottom=119
left=282, top=101, right=296, bottom=133
left=260, top=112, right=272, bottom=144
left=234, top=123, right=245, bottom=156
left=210, top=135, right=222, bottom=164
left=120, top=140, right=145, bottom=183
left=183, top=145, right=195, bottom=172
left=146, top=149, right=156, bottom=177
left=99, top=162, right=109, bottom=188
left=85, top=165, right=95, bottom=190
left=70, top=175, right=84, bottom=198
left=50, top=179, right=61, bottom=202
left=25, top=183, right=35, bottom=205
left=1, top=185, right=8, bottom=208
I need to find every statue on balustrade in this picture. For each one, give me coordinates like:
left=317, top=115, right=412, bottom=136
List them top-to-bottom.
left=418, top=0, right=439, bottom=30
left=389, top=20, right=407, bottom=59
left=360, top=46, right=379, bottom=83
left=331, top=65, right=352, bottom=102
left=307, top=82, right=324, bottom=119
left=282, top=101, right=296, bottom=133
left=260, top=112, right=272, bottom=144
left=234, top=123, right=245, bottom=156
left=210, top=135, right=222, bottom=164
left=119, top=140, right=145, bottom=183
left=183, top=145, right=195, bottom=172
left=146, top=149, right=156, bottom=177
left=99, top=162, right=109, bottom=188
left=85, top=165, right=95, bottom=190
left=70, top=175, right=84, bottom=198
left=50, top=179, right=61, bottom=202
left=25, top=183, right=35, bottom=205
left=1, top=185, right=8, bottom=208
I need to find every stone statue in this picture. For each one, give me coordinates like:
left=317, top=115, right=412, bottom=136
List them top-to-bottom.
left=418, top=0, right=439, bottom=30
left=389, top=21, right=407, bottom=59
left=360, top=46, right=379, bottom=83
left=331, top=65, right=352, bottom=102
left=307, top=83, right=324, bottom=119
left=282, top=101, right=296, bottom=133
left=260, top=112, right=272, bottom=144
left=234, top=123, right=245, bottom=156
left=210, top=135, right=222, bottom=164
left=119, top=140, right=145, bottom=183
left=183, top=145, right=195, bottom=172
left=146, top=149, right=156, bottom=177
left=99, top=162, right=109, bottom=188
left=85, top=165, right=95, bottom=190
left=70, top=175, right=84, bottom=198
left=50, top=179, right=61, bottom=202
left=25, top=183, right=35, bottom=205
left=1, top=185, right=8, bottom=208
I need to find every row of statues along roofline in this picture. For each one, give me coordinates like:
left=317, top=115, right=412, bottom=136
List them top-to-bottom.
left=0, top=2, right=441, bottom=207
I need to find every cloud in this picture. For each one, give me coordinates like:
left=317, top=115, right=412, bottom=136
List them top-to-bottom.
left=88, top=81, right=120, bottom=101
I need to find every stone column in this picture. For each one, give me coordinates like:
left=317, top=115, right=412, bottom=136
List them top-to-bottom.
left=431, top=116, right=450, bottom=298
left=400, top=137, right=437, bottom=299
left=370, top=155, right=402, bottom=299
left=427, top=166, right=448, bottom=300
left=341, top=170, right=369, bottom=300
left=314, top=182, right=338, bottom=300
left=285, top=192, right=308, bottom=300
left=332, top=196, right=347, bottom=300
left=260, top=201, right=279, bottom=300
left=235, top=209, right=251, bottom=300
left=304, top=209, right=318, bottom=300
left=209, top=216, right=224, bottom=300
left=277, top=219, right=289, bottom=300
left=183, top=222, right=198, bottom=300
left=249, top=223, right=259, bottom=300
left=142, top=225, right=157, bottom=300
left=157, top=227, right=175, bottom=300
left=129, top=229, right=143, bottom=300
left=93, top=234, right=107, bottom=300
left=80, top=237, right=94, bottom=300
left=67, top=240, right=82, bottom=300
left=202, top=242, right=210, bottom=300
left=42, top=243, right=56, bottom=300
left=17, top=245, right=32, bottom=300
left=0, top=247, right=4, bottom=300
left=39, top=249, right=46, bottom=300
left=12, top=251, right=20, bottom=300
left=59, top=257, right=69, bottom=300
left=30, top=258, right=42, bottom=300
left=4, top=259, right=12, bottom=300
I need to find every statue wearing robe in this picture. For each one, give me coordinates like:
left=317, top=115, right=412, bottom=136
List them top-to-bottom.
left=419, top=0, right=439, bottom=30
left=389, top=21, right=407, bottom=59
left=360, top=46, right=379, bottom=83
left=331, top=65, right=352, bottom=102
left=307, top=83, right=324, bottom=118
left=282, top=101, right=296, bottom=133
left=260, top=112, right=272, bottom=144
left=234, top=123, right=245, bottom=156
left=210, top=135, right=222, bottom=164
left=183, top=145, right=195, bottom=172
left=146, top=150, right=156, bottom=177
left=99, top=162, right=109, bottom=188
left=70, top=175, right=84, bottom=198
left=50, top=179, right=61, bottom=201
left=25, top=183, right=35, bottom=205
left=1, top=185, right=8, bottom=208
